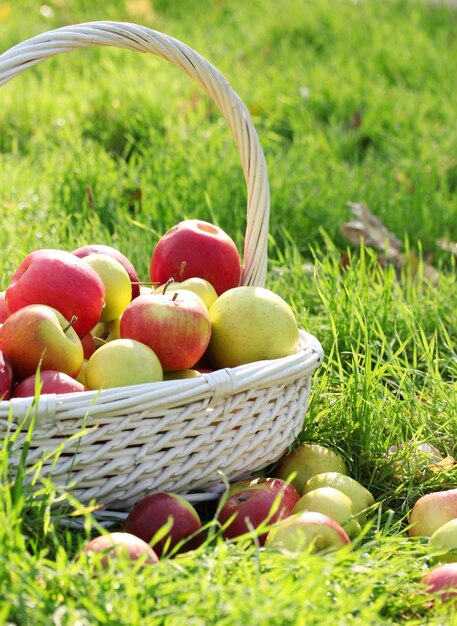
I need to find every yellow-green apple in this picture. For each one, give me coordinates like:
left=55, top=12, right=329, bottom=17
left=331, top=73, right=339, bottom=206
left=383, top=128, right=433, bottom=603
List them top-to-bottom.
left=150, top=219, right=241, bottom=296
left=72, top=243, right=141, bottom=299
left=5, top=249, right=105, bottom=338
left=81, top=254, right=131, bottom=322
left=155, top=277, right=218, bottom=310
left=207, top=286, right=299, bottom=369
left=0, top=291, right=8, bottom=323
left=120, top=292, right=211, bottom=371
left=0, top=305, right=84, bottom=380
left=85, top=338, right=163, bottom=390
left=0, top=351, right=13, bottom=400
left=76, top=359, right=88, bottom=387
left=12, top=370, right=85, bottom=397
left=275, top=443, right=348, bottom=493
left=302, top=472, right=375, bottom=521
left=226, top=477, right=300, bottom=512
left=292, top=486, right=361, bottom=539
left=217, top=487, right=293, bottom=545
left=409, top=489, right=457, bottom=538
left=124, top=492, right=203, bottom=557
left=265, top=511, right=351, bottom=554
left=429, top=519, right=457, bottom=563
left=82, top=531, right=159, bottom=568
left=421, top=563, right=457, bottom=602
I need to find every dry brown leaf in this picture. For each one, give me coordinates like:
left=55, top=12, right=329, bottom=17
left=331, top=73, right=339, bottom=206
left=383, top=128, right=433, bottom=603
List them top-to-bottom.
left=428, top=455, right=457, bottom=473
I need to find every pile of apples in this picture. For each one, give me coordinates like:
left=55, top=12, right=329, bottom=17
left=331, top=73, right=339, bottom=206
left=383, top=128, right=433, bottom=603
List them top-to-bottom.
left=0, top=219, right=301, bottom=400
left=81, top=442, right=377, bottom=566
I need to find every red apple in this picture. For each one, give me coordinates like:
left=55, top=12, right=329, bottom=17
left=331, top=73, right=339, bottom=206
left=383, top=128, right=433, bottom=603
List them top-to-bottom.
left=150, top=219, right=241, bottom=296
left=72, top=243, right=141, bottom=300
left=5, top=248, right=105, bottom=338
left=0, top=291, right=9, bottom=323
left=120, top=292, right=211, bottom=371
left=0, top=304, right=84, bottom=380
left=0, top=350, right=13, bottom=400
left=12, top=370, right=85, bottom=397
left=226, top=477, right=300, bottom=513
left=217, top=487, right=293, bottom=545
left=409, top=489, right=457, bottom=538
left=124, top=492, right=203, bottom=557
left=265, top=511, right=351, bottom=553
left=82, top=531, right=159, bottom=568
left=421, top=563, right=457, bottom=602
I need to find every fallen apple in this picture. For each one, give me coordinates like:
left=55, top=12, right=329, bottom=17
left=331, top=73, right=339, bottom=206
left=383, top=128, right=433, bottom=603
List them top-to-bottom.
left=150, top=219, right=241, bottom=296
left=207, top=286, right=300, bottom=369
left=0, top=304, right=84, bottom=380
left=85, top=338, right=163, bottom=390
left=275, top=443, right=348, bottom=493
left=302, top=472, right=375, bottom=521
left=226, top=477, right=300, bottom=513
left=217, top=486, right=293, bottom=545
left=292, top=486, right=361, bottom=539
left=409, top=489, right=457, bottom=538
left=124, top=492, right=203, bottom=557
left=265, top=511, right=350, bottom=554
left=429, top=519, right=457, bottom=563
left=82, top=531, right=159, bottom=568
left=421, top=563, right=457, bottom=602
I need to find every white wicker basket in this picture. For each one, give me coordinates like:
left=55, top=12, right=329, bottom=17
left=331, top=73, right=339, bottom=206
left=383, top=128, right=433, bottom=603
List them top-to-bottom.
left=0, top=22, right=324, bottom=512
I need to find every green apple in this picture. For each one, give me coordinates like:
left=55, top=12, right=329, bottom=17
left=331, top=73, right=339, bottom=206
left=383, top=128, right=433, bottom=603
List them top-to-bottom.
left=82, top=253, right=132, bottom=322
left=155, top=277, right=217, bottom=310
left=207, top=286, right=299, bottom=369
left=86, top=338, right=163, bottom=390
left=275, top=443, right=348, bottom=493
left=302, top=472, right=375, bottom=521
left=292, top=486, right=361, bottom=539
left=429, top=519, right=457, bottom=563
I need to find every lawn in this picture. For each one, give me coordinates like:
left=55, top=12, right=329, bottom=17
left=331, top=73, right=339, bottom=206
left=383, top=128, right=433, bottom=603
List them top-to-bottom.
left=1, top=0, right=457, bottom=624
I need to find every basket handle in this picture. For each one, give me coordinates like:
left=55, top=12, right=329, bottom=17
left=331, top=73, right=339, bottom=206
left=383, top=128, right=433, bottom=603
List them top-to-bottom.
left=0, top=21, right=270, bottom=287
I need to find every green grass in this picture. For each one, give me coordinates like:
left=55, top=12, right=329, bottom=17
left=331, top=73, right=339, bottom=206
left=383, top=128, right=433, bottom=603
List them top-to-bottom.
left=2, top=0, right=457, bottom=624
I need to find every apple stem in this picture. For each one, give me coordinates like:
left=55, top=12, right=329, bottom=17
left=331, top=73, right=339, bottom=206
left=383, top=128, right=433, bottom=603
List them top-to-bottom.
left=179, top=261, right=187, bottom=282
left=162, top=277, right=175, bottom=295
left=131, top=281, right=161, bottom=287
left=172, top=292, right=178, bottom=301
left=63, top=315, right=78, bottom=334
left=93, top=336, right=107, bottom=348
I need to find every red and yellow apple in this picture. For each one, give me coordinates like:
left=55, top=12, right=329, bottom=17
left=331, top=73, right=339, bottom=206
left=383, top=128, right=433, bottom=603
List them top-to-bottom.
left=150, top=219, right=241, bottom=296
left=72, top=243, right=141, bottom=300
left=5, top=249, right=105, bottom=338
left=120, top=292, right=211, bottom=371
left=0, top=304, right=84, bottom=380
left=12, top=370, right=85, bottom=397
left=226, top=477, right=300, bottom=513
left=409, top=489, right=457, bottom=538
left=82, top=531, right=159, bottom=568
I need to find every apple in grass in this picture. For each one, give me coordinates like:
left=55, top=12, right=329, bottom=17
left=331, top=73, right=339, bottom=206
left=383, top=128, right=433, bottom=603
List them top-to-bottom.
left=150, top=219, right=241, bottom=296
left=72, top=243, right=141, bottom=300
left=5, top=248, right=105, bottom=338
left=207, top=286, right=300, bottom=369
left=120, top=292, right=211, bottom=371
left=0, top=305, right=83, bottom=380
left=85, top=338, right=163, bottom=390
left=12, top=370, right=85, bottom=397
left=275, top=443, right=348, bottom=494
left=302, top=472, right=375, bottom=521
left=226, top=477, right=300, bottom=513
left=292, top=486, right=361, bottom=539
left=217, top=487, right=294, bottom=545
left=409, top=489, right=457, bottom=538
left=124, top=492, right=203, bottom=558
left=265, top=511, right=351, bottom=554
left=429, top=519, right=457, bottom=564
left=82, top=532, right=159, bottom=568
left=421, top=563, right=457, bottom=602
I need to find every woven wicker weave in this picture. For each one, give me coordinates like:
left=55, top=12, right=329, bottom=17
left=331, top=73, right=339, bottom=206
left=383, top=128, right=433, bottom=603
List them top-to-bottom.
left=0, top=22, right=323, bottom=511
